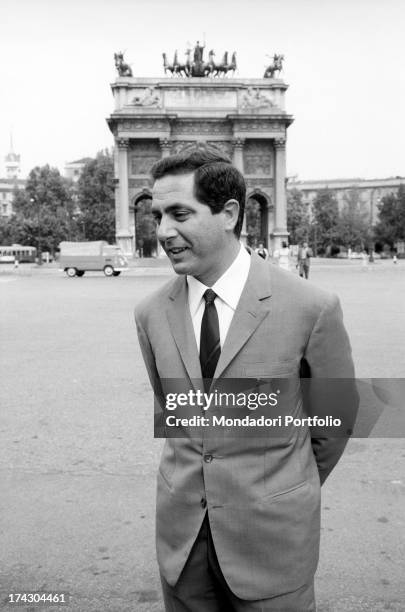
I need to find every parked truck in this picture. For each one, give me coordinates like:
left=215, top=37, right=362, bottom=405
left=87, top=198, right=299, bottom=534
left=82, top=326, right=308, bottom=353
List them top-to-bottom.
left=59, top=241, right=129, bottom=277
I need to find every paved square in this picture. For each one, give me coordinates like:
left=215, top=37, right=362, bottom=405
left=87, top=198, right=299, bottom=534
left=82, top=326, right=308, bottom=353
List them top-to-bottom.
left=0, top=259, right=404, bottom=611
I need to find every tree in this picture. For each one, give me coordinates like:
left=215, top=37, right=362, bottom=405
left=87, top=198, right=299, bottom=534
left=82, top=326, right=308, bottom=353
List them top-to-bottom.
left=75, top=150, right=115, bottom=243
left=4, top=165, right=74, bottom=256
left=14, top=165, right=73, bottom=217
left=374, top=185, right=405, bottom=248
left=287, top=188, right=310, bottom=245
left=336, top=188, right=370, bottom=250
left=311, top=189, right=340, bottom=254
left=0, top=216, right=17, bottom=244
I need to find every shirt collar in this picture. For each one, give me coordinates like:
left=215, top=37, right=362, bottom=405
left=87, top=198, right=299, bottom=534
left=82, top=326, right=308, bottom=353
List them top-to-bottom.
left=187, top=245, right=251, bottom=316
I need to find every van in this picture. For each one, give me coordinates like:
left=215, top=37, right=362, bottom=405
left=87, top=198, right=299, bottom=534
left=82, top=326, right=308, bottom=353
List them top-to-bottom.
left=59, top=241, right=129, bottom=277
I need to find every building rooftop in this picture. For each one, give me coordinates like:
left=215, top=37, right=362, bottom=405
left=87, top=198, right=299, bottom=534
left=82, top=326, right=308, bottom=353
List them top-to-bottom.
left=65, top=157, right=92, bottom=165
left=289, top=176, right=405, bottom=187
left=0, top=178, right=25, bottom=186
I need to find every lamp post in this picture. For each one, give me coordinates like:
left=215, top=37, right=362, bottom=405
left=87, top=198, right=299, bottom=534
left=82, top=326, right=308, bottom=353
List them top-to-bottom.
left=30, top=197, right=42, bottom=265
left=368, top=197, right=379, bottom=263
left=311, top=220, right=318, bottom=257
left=368, top=232, right=375, bottom=263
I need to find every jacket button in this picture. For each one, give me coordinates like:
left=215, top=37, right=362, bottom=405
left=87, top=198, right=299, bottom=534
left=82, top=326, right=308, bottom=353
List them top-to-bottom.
left=203, top=454, right=213, bottom=463
left=201, top=497, right=207, bottom=508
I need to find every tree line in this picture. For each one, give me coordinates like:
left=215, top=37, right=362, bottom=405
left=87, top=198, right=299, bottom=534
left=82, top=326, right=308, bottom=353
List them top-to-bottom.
left=0, top=150, right=116, bottom=256
left=287, top=185, right=405, bottom=255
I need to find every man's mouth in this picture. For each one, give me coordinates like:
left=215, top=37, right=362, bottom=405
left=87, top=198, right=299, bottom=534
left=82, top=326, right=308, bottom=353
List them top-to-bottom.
left=168, top=247, right=188, bottom=255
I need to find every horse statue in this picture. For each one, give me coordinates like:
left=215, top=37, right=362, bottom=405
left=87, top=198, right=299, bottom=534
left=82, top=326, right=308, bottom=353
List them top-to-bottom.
left=184, top=48, right=192, bottom=76
left=174, top=49, right=192, bottom=77
left=203, top=49, right=216, bottom=76
left=163, top=50, right=191, bottom=77
left=212, top=51, right=228, bottom=77
left=212, top=51, right=236, bottom=77
left=220, top=51, right=237, bottom=77
left=114, top=52, right=133, bottom=77
left=162, top=52, right=175, bottom=75
left=228, top=52, right=237, bottom=76
left=263, top=53, right=284, bottom=78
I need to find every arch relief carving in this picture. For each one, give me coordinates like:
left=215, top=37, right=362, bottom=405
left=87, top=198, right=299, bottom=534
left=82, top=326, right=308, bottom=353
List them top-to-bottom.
left=172, top=121, right=232, bottom=136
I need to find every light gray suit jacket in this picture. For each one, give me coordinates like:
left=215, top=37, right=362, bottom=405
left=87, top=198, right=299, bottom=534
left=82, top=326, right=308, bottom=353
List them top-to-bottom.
left=135, top=251, right=358, bottom=600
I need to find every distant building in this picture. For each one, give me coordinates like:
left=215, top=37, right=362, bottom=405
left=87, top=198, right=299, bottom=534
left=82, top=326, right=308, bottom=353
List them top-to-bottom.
left=5, top=134, right=21, bottom=180
left=1, top=136, right=25, bottom=218
left=64, top=158, right=92, bottom=183
left=287, top=176, right=405, bottom=225
left=0, top=178, right=25, bottom=218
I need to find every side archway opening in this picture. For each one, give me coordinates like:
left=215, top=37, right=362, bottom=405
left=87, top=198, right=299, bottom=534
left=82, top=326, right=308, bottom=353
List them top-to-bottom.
left=133, top=192, right=157, bottom=257
left=245, top=192, right=270, bottom=248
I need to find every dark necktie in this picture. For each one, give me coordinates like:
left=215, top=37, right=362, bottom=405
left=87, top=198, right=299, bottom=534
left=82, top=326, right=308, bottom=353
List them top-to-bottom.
left=200, top=289, right=221, bottom=382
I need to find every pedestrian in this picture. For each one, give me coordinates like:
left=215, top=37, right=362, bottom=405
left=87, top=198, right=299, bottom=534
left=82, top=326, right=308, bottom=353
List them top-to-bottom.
left=135, top=145, right=358, bottom=611
left=273, top=240, right=291, bottom=271
left=254, top=241, right=269, bottom=260
left=297, top=241, right=313, bottom=279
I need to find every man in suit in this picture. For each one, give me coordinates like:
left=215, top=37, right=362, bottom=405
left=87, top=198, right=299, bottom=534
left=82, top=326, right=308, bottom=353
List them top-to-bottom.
left=135, top=146, right=358, bottom=611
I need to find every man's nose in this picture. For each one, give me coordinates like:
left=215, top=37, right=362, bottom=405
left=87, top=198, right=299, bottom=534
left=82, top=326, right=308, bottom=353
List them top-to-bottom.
left=157, top=216, right=178, bottom=242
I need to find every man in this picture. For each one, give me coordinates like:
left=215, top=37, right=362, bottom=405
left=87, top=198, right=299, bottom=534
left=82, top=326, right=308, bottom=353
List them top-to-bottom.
left=135, top=146, right=358, bottom=611
left=254, top=241, right=269, bottom=260
left=297, top=241, right=313, bottom=279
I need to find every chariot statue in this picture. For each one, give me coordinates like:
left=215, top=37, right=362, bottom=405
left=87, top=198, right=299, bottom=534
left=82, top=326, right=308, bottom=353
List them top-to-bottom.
left=162, top=42, right=237, bottom=77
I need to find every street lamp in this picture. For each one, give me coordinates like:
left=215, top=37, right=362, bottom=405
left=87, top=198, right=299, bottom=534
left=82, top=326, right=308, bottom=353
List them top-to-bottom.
left=30, top=197, right=42, bottom=265
left=368, top=197, right=379, bottom=263
left=311, top=220, right=318, bottom=257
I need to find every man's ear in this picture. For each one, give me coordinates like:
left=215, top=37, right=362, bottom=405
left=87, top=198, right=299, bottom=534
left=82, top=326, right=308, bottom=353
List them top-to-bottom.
left=223, top=199, right=240, bottom=232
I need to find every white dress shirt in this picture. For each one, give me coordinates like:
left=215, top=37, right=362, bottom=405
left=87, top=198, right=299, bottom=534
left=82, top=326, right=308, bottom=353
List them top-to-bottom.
left=187, top=245, right=251, bottom=352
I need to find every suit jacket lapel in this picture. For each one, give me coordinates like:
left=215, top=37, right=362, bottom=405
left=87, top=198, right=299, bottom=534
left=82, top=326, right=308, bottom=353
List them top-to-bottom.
left=165, top=252, right=272, bottom=386
left=214, top=252, right=272, bottom=381
left=166, top=276, right=203, bottom=388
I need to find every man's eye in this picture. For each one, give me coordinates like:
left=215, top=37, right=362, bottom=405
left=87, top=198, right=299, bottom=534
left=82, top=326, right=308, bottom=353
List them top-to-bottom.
left=174, top=212, right=189, bottom=220
left=152, top=216, right=161, bottom=225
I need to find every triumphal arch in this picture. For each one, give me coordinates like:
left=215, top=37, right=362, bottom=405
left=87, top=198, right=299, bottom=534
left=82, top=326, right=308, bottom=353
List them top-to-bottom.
left=107, top=47, right=293, bottom=256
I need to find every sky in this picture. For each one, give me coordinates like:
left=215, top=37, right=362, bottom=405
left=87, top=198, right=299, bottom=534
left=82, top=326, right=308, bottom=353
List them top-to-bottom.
left=0, top=0, right=404, bottom=181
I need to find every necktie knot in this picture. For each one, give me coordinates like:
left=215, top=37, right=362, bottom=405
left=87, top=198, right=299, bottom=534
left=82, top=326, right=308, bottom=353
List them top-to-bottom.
left=203, top=289, right=217, bottom=305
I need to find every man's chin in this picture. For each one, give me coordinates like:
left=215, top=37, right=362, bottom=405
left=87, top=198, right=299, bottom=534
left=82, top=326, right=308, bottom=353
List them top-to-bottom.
left=165, top=249, right=194, bottom=275
left=170, top=260, right=192, bottom=275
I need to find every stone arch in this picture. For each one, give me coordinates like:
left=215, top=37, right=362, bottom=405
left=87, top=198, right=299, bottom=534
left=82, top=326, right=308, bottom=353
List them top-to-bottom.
left=132, top=189, right=157, bottom=257
left=245, top=190, right=272, bottom=248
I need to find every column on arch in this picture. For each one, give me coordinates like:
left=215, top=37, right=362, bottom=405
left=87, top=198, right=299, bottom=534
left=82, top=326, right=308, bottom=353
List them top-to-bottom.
left=273, top=137, right=289, bottom=251
left=116, top=138, right=133, bottom=255
left=232, top=138, right=247, bottom=244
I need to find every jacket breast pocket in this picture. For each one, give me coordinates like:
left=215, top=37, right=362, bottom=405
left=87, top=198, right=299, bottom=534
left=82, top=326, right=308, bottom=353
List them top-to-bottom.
left=242, top=360, right=298, bottom=378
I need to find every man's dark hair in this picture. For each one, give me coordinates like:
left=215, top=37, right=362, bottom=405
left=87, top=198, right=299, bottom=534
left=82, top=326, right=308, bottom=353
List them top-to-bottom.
left=151, top=145, right=246, bottom=238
